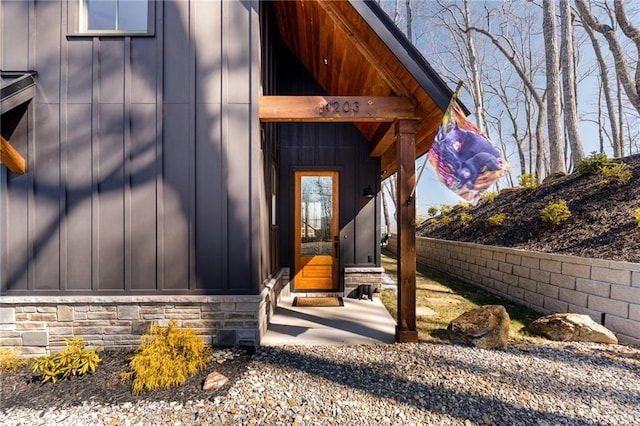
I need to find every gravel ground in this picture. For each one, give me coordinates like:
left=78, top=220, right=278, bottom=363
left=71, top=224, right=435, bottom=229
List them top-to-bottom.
left=2, top=342, right=639, bottom=425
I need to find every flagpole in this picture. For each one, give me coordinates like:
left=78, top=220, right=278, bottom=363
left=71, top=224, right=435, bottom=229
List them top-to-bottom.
left=454, top=80, right=464, bottom=97
left=408, top=81, right=465, bottom=205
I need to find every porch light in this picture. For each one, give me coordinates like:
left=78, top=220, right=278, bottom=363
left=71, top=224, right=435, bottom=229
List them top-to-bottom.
left=362, top=185, right=376, bottom=198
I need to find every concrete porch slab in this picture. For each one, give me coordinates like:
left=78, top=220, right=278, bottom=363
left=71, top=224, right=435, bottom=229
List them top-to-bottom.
left=261, top=294, right=397, bottom=345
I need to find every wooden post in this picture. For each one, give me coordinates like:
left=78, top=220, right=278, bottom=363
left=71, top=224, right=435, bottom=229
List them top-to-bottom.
left=395, top=119, right=418, bottom=343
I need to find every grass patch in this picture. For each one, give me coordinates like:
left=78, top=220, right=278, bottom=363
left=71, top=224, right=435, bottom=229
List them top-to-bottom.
left=381, top=249, right=541, bottom=342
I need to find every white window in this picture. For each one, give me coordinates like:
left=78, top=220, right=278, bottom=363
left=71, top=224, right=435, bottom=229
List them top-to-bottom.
left=80, top=0, right=153, bottom=35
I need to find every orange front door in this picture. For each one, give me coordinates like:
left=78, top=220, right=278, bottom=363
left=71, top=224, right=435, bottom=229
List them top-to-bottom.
left=294, top=171, right=339, bottom=291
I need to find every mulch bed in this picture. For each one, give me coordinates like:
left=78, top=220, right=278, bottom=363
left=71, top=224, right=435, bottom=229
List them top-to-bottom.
left=417, top=154, right=640, bottom=263
left=1, top=349, right=252, bottom=411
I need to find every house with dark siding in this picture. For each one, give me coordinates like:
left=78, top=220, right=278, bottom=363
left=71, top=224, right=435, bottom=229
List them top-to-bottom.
left=1, top=0, right=459, bottom=355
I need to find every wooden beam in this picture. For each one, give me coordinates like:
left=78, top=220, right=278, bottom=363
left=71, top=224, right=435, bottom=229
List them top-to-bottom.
left=259, top=96, right=416, bottom=122
left=395, top=119, right=418, bottom=343
left=369, top=122, right=395, bottom=157
left=0, top=135, right=26, bottom=174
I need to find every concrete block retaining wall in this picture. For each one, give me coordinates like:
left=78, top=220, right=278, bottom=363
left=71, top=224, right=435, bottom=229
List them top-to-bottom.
left=388, top=235, right=640, bottom=346
left=1, top=295, right=263, bottom=356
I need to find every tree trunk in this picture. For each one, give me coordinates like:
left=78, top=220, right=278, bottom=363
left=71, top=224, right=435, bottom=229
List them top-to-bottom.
left=405, top=0, right=413, bottom=42
left=463, top=0, right=486, bottom=134
left=543, top=0, right=566, bottom=174
left=560, top=0, right=585, bottom=167
left=575, top=0, right=640, bottom=115
left=583, top=15, right=621, bottom=157
left=381, top=187, right=391, bottom=233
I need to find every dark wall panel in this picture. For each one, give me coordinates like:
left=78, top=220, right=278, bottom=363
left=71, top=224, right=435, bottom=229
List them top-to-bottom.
left=34, top=0, right=61, bottom=104
left=163, top=0, right=190, bottom=104
left=194, top=0, right=222, bottom=104
left=223, top=0, right=251, bottom=104
left=1, top=1, right=29, bottom=70
left=130, top=38, right=157, bottom=104
left=99, top=39, right=125, bottom=104
left=67, top=40, right=94, bottom=104
left=33, top=103, right=61, bottom=290
left=64, top=103, right=93, bottom=290
left=97, top=103, right=125, bottom=290
left=129, top=103, right=157, bottom=290
left=162, top=103, right=191, bottom=290
left=195, top=103, right=224, bottom=290
left=225, top=104, right=252, bottom=291
left=3, top=111, right=31, bottom=292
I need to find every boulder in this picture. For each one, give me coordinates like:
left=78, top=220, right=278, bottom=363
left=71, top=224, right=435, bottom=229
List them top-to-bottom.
left=447, top=305, right=510, bottom=349
left=528, top=313, right=618, bottom=344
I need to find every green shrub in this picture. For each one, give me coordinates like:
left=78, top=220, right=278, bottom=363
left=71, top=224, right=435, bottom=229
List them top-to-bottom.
left=576, top=152, right=609, bottom=175
left=599, top=162, right=633, bottom=186
left=518, top=174, right=538, bottom=189
left=482, top=191, right=498, bottom=203
left=541, top=199, right=571, bottom=226
left=427, top=206, right=439, bottom=217
left=635, top=208, right=640, bottom=228
left=460, top=212, right=473, bottom=225
left=487, top=213, right=506, bottom=226
left=120, top=320, right=212, bottom=395
left=31, top=338, right=100, bottom=384
left=0, top=348, right=28, bottom=372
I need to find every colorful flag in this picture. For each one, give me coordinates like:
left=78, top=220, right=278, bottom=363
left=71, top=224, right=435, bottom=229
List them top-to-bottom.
left=428, top=96, right=510, bottom=204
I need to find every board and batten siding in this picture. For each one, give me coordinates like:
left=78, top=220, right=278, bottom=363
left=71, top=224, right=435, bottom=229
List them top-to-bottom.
left=1, top=0, right=263, bottom=295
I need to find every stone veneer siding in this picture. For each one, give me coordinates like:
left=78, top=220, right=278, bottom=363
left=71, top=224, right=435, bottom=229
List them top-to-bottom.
left=388, top=235, right=640, bottom=346
left=1, top=295, right=263, bottom=356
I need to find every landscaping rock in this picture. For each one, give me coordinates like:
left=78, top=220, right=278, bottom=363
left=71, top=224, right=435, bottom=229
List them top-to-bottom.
left=447, top=305, right=510, bottom=349
left=528, top=313, right=618, bottom=344
left=203, top=371, right=229, bottom=391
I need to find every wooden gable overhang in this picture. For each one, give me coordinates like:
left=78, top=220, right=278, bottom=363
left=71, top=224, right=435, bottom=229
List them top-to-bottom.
left=259, top=0, right=470, bottom=343
left=261, top=0, right=468, bottom=179
left=0, top=71, right=35, bottom=175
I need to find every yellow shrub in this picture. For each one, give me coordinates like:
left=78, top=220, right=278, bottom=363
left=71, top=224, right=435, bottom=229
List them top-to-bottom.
left=599, top=162, right=632, bottom=186
left=518, top=174, right=538, bottom=189
left=482, top=191, right=498, bottom=203
left=541, top=199, right=571, bottom=226
left=635, top=208, right=640, bottom=228
left=460, top=212, right=473, bottom=225
left=487, top=213, right=506, bottom=226
left=120, top=320, right=212, bottom=395
left=31, top=338, right=100, bottom=384
left=0, top=348, right=28, bottom=372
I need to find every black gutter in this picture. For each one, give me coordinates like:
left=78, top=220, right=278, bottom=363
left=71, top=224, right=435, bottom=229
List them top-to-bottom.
left=349, top=1, right=471, bottom=116
left=1, top=71, right=37, bottom=103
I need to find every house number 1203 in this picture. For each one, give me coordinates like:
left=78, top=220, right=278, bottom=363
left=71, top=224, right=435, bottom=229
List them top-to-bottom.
left=319, top=100, right=360, bottom=115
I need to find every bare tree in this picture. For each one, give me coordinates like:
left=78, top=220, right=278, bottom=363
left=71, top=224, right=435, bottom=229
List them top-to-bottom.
left=405, top=0, right=413, bottom=42
left=434, top=0, right=489, bottom=134
left=543, top=0, right=567, bottom=174
left=560, top=0, right=586, bottom=166
left=574, top=0, right=640, bottom=114
left=579, top=7, right=622, bottom=156
left=468, top=18, right=549, bottom=179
